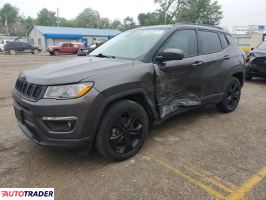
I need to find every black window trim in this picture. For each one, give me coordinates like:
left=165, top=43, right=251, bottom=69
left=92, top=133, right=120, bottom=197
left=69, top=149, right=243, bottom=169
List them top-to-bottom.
left=153, top=28, right=200, bottom=62
left=197, top=28, right=223, bottom=55
left=218, top=33, right=230, bottom=50
left=224, top=34, right=234, bottom=46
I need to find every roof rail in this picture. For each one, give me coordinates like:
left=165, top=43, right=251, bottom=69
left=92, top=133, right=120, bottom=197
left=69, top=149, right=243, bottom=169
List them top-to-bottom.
left=174, top=23, right=223, bottom=30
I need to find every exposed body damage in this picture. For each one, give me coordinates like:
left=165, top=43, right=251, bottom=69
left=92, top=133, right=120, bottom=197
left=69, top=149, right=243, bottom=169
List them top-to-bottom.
left=246, top=41, right=266, bottom=79
left=154, top=65, right=201, bottom=119
left=157, top=89, right=201, bottom=119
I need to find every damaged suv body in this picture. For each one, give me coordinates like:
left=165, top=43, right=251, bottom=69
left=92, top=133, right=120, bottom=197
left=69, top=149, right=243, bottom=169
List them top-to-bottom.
left=13, top=24, right=245, bottom=160
left=246, top=41, right=266, bottom=80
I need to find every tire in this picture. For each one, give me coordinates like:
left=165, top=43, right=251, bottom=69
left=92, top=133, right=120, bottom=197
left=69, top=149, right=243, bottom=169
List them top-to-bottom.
left=9, top=49, right=16, bottom=55
left=32, top=49, right=40, bottom=54
left=54, top=50, right=60, bottom=56
left=49, top=52, right=54, bottom=56
left=216, top=77, right=241, bottom=113
left=96, top=100, right=149, bottom=161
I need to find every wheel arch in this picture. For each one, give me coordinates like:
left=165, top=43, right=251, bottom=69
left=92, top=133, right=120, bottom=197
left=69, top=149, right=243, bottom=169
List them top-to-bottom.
left=232, top=72, right=244, bottom=87
left=90, top=88, right=159, bottom=141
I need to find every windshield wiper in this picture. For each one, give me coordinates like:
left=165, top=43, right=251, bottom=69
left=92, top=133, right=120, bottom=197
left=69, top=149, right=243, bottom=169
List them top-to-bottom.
left=94, top=53, right=115, bottom=59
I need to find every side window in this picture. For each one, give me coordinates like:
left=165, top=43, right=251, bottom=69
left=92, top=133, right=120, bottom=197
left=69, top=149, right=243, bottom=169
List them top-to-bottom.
left=163, top=30, right=198, bottom=57
left=199, top=31, right=222, bottom=54
left=219, top=33, right=229, bottom=49
left=226, top=35, right=237, bottom=46
left=62, top=43, right=68, bottom=47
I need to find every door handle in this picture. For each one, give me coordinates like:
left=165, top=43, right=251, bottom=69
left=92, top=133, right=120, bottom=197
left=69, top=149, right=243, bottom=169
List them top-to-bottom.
left=224, top=55, right=231, bottom=60
left=192, top=61, right=204, bottom=68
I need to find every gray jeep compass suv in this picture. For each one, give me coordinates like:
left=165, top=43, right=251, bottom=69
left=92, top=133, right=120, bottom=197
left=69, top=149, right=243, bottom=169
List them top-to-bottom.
left=13, top=24, right=245, bottom=161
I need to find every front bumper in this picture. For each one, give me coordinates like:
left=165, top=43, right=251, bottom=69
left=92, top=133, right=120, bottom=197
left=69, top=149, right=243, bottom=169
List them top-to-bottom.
left=246, top=63, right=266, bottom=77
left=13, top=88, right=104, bottom=149
left=17, top=120, right=92, bottom=148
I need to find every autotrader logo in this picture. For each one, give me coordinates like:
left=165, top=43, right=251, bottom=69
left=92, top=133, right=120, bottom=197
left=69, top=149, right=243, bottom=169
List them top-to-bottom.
left=0, top=188, right=54, bottom=200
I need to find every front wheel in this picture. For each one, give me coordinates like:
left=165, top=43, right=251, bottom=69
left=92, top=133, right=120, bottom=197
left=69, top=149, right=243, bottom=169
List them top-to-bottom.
left=9, top=49, right=16, bottom=55
left=32, top=49, right=40, bottom=54
left=54, top=50, right=60, bottom=56
left=216, top=77, right=241, bottom=113
left=96, top=100, right=149, bottom=161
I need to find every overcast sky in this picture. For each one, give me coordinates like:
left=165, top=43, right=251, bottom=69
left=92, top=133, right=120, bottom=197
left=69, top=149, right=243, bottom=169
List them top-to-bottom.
left=1, top=0, right=266, bottom=28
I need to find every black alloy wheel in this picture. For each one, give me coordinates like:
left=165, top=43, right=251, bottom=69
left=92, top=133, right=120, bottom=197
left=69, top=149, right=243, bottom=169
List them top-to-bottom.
left=217, top=77, right=241, bottom=113
left=96, top=100, right=149, bottom=161
left=109, top=112, right=144, bottom=154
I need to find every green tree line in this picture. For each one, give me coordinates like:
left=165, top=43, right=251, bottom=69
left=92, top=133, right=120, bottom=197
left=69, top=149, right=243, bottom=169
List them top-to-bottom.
left=0, top=0, right=222, bottom=36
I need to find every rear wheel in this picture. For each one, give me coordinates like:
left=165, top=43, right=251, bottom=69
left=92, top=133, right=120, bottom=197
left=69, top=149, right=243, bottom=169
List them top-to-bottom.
left=9, top=49, right=16, bottom=55
left=217, top=77, right=241, bottom=113
left=96, top=100, right=149, bottom=161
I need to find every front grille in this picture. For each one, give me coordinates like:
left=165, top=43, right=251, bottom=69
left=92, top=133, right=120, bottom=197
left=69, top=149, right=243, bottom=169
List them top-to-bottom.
left=254, top=57, right=266, bottom=67
left=15, top=79, right=43, bottom=101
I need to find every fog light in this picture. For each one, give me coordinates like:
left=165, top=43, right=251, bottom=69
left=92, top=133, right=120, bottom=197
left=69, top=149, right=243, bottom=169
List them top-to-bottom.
left=42, top=117, right=77, bottom=132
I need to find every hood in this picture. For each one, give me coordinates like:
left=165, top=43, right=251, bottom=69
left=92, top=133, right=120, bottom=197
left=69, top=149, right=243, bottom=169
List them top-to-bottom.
left=252, top=49, right=266, bottom=57
left=22, top=57, right=134, bottom=85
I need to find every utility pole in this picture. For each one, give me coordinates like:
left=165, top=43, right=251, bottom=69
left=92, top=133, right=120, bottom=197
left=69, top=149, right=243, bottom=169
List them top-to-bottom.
left=56, top=8, right=60, bottom=27
left=164, top=10, right=167, bottom=24
left=5, top=12, right=9, bottom=36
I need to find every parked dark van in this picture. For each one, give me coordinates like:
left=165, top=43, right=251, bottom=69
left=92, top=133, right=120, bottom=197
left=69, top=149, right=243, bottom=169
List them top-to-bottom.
left=4, top=41, right=41, bottom=55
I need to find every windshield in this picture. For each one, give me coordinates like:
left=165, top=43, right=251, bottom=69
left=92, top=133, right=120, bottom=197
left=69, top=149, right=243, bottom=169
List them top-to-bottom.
left=90, top=29, right=166, bottom=59
left=257, top=41, right=266, bottom=50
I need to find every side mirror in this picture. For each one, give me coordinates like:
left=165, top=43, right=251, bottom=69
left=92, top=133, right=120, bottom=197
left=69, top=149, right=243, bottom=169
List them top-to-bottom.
left=155, top=48, right=184, bottom=62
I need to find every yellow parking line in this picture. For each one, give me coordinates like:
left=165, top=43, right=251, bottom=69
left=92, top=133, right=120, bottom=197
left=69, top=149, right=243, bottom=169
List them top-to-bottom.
left=155, top=159, right=227, bottom=200
left=184, top=162, right=237, bottom=189
left=182, top=165, right=233, bottom=193
left=226, top=167, right=266, bottom=200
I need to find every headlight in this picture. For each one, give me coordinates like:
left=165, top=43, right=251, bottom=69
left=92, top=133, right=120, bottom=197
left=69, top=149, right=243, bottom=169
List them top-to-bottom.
left=44, top=82, right=94, bottom=99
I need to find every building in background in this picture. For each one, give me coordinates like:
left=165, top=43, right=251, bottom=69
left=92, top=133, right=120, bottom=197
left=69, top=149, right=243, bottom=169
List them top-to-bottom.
left=232, top=25, right=265, bottom=54
left=28, top=26, right=121, bottom=51
left=233, top=32, right=263, bottom=53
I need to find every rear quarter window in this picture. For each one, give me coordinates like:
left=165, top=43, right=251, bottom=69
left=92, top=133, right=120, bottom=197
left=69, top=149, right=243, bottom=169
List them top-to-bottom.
left=199, top=31, right=222, bottom=54
left=219, top=33, right=229, bottom=49
left=226, top=35, right=237, bottom=46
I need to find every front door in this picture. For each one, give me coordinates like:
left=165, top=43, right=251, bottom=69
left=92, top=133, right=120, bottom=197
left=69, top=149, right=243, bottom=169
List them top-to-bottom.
left=154, top=29, right=206, bottom=119
left=61, top=43, right=72, bottom=53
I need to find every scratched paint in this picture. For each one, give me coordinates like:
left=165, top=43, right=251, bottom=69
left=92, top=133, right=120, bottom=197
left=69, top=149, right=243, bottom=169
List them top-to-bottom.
left=156, top=71, right=201, bottom=118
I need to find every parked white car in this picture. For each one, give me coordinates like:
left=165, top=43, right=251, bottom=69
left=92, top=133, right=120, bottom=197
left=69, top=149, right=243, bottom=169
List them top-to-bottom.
left=0, top=40, right=13, bottom=52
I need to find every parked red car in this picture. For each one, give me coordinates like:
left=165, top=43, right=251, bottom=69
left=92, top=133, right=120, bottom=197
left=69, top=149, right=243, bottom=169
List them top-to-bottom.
left=47, top=42, right=84, bottom=56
